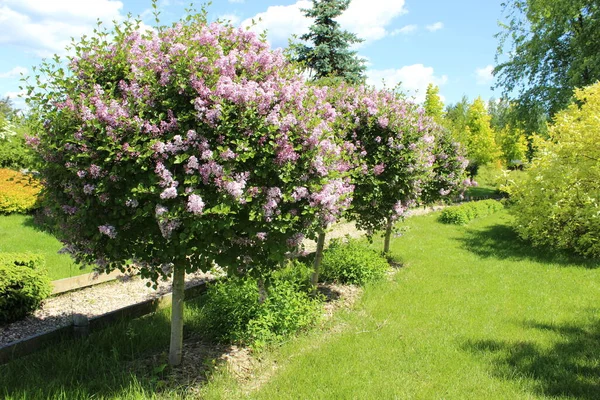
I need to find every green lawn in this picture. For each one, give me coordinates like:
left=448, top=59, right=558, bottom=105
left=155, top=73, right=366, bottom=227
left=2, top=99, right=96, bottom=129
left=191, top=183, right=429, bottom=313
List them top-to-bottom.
left=2, top=209, right=600, bottom=399
left=203, top=209, right=600, bottom=399
left=0, top=214, right=93, bottom=280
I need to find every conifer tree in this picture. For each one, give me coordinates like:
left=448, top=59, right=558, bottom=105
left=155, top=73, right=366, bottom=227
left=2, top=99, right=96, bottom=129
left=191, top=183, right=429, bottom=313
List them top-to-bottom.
left=293, top=0, right=366, bottom=85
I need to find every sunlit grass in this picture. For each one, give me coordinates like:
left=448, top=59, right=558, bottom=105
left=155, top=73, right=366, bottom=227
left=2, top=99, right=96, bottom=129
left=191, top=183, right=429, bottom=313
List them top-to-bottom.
left=0, top=214, right=93, bottom=280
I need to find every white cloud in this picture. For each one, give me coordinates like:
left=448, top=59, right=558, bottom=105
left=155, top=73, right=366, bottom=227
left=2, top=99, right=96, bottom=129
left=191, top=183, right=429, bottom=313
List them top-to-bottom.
left=242, top=0, right=407, bottom=47
left=0, top=1, right=126, bottom=57
left=242, top=1, right=311, bottom=46
left=218, top=13, right=241, bottom=26
left=425, top=22, right=444, bottom=32
left=391, top=24, right=417, bottom=36
left=366, top=64, right=448, bottom=103
left=475, top=65, right=494, bottom=85
left=0, top=66, right=28, bottom=78
left=3, top=90, right=27, bottom=110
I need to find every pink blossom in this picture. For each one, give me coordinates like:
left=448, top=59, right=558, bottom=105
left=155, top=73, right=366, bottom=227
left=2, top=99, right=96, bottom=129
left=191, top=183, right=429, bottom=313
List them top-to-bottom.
left=373, top=164, right=385, bottom=176
left=160, top=187, right=178, bottom=199
left=187, top=194, right=205, bottom=215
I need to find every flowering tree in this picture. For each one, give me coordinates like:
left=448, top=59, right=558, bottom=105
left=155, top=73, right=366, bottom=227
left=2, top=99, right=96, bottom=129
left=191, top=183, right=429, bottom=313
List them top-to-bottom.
left=26, top=12, right=353, bottom=365
left=328, top=84, right=468, bottom=253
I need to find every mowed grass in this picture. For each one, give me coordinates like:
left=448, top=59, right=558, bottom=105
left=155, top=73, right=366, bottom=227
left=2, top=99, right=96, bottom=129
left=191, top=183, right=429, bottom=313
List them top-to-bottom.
left=2, top=208, right=600, bottom=399
left=202, top=209, right=600, bottom=399
left=0, top=214, right=93, bottom=280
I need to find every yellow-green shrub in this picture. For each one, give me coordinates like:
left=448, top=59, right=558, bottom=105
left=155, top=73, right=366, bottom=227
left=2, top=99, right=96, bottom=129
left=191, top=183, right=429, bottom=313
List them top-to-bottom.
left=511, top=83, right=600, bottom=257
left=0, top=168, right=42, bottom=214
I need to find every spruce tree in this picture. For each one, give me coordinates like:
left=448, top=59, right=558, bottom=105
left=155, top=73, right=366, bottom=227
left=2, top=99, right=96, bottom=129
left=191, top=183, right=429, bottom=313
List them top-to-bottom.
left=293, top=0, right=366, bottom=85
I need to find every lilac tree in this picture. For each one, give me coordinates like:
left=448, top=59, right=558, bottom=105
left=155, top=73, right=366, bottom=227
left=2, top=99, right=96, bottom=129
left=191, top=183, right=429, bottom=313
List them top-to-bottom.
left=26, top=12, right=353, bottom=365
left=328, top=84, right=468, bottom=253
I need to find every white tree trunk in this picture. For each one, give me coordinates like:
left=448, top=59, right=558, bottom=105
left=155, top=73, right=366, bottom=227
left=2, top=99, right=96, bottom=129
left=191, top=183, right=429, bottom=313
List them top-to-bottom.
left=384, top=218, right=393, bottom=255
left=311, top=232, right=327, bottom=295
left=168, top=264, right=185, bottom=366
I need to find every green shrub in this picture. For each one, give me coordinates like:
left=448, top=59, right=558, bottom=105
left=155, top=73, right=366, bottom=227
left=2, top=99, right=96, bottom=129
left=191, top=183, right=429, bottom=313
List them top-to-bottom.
left=0, top=133, right=39, bottom=171
left=439, top=199, right=504, bottom=225
left=321, top=239, right=389, bottom=285
left=0, top=253, right=52, bottom=324
left=270, top=259, right=314, bottom=293
left=198, top=270, right=321, bottom=347
left=247, top=279, right=322, bottom=349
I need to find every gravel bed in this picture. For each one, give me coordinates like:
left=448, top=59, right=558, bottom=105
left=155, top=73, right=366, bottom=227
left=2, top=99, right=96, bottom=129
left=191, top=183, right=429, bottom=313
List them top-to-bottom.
left=1, top=205, right=444, bottom=349
left=0, top=271, right=212, bottom=347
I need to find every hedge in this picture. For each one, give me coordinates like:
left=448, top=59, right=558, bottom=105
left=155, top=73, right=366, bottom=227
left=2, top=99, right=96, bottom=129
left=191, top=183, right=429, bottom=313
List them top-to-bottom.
left=438, top=199, right=504, bottom=225
left=0, top=253, right=52, bottom=324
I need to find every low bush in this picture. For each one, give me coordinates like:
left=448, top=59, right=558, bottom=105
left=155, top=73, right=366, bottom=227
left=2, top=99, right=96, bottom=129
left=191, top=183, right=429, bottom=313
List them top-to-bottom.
left=0, top=169, right=42, bottom=214
left=439, top=199, right=504, bottom=225
left=321, top=238, right=389, bottom=285
left=0, top=253, right=52, bottom=324
left=198, top=266, right=322, bottom=348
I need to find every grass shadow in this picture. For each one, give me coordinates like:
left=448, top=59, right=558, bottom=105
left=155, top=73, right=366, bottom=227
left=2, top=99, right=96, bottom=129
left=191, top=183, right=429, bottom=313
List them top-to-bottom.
left=457, top=223, right=600, bottom=268
left=0, top=298, right=235, bottom=399
left=462, top=316, right=600, bottom=399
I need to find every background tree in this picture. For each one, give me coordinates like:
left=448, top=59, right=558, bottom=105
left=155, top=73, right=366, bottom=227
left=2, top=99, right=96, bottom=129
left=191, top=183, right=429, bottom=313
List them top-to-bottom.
left=292, top=0, right=367, bottom=85
left=494, top=0, right=600, bottom=134
left=424, top=83, right=444, bottom=123
left=444, top=96, right=470, bottom=143
left=464, top=97, right=501, bottom=171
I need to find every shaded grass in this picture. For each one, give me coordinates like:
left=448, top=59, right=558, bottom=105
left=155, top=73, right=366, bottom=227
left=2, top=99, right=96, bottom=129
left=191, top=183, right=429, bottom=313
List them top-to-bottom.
left=466, top=184, right=498, bottom=198
left=200, top=210, right=600, bottom=399
left=0, top=214, right=92, bottom=280
left=0, top=295, right=228, bottom=400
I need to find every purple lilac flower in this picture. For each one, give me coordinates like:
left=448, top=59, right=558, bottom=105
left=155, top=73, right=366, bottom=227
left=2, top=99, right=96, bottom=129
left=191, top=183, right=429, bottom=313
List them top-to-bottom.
left=373, top=164, right=385, bottom=176
left=83, top=184, right=95, bottom=195
left=160, top=187, right=178, bottom=199
left=187, top=194, right=205, bottom=215
left=98, top=225, right=117, bottom=239
left=256, top=232, right=267, bottom=241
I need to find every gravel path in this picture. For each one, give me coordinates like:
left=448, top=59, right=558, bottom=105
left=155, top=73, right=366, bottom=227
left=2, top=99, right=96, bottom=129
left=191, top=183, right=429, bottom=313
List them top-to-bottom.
left=1, top=205, right=444, bottom=348
left=0, top=271, right=212, bottom=347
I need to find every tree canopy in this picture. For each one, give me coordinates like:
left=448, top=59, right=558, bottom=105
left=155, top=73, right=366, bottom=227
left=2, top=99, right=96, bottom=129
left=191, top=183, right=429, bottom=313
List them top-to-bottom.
left=494, top=0, right=600, bottom=128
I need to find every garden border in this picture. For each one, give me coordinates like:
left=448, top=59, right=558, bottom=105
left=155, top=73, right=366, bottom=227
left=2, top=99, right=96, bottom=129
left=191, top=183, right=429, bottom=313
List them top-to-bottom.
left=0, top=280, right=211, bottom=365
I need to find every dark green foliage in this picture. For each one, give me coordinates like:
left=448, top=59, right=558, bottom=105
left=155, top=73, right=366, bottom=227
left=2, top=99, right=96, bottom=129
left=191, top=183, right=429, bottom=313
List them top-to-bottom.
left=292, top=0, right=366, bottom=85
left=495, top=0, right=600, bottom=131
left=439, top=200, right=504, bottom=225
left=321, top=238, right=389, bottom=285
left=0, top=253, right=52, bottom=324
left=270, top=259, right=314, bottom=293
left=198, top=268, right=322, bottom=348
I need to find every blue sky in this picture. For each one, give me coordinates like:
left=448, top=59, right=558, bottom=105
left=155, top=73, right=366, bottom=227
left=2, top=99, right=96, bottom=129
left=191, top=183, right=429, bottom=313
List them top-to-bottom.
left=0, top=0, right=505, bottom=110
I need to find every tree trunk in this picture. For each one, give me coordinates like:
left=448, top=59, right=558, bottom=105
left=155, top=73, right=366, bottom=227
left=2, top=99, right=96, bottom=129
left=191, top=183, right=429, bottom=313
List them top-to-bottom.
left=383, top=218, right=393, bottom=255
left=310, top=232, right=326, bottom=295
left=168, top=264, right=185, bottom=366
